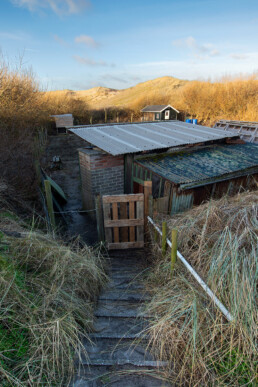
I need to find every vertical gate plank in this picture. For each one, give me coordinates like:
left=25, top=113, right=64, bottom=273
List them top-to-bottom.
left=129, top=201, right=135, bottom=242
left=136, top=201, right=144, bottom=243
left=112, top=202, right=119, bottom=243
left=120, top=202, right=128, bottom=242
left=103, top=203, right=112, bottom=243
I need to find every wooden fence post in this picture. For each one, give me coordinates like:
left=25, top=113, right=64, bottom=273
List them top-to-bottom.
left=105, top=109, right=107, bottom=123
left=116, top=112, right=119, bottom=123
left=131, top=113, right=133, bottom=123
left=90, top=116, right=93, bottom=125
left=44, top=180, right=56, bottom=230
left=144, top=181, right=152, bottom=231
left=95, top=195, right=104, bottom=242
left=148, top=195, right=153, bottom=218
left=162, top=221, right=167, bottom=257
left=171, top=229, right=178, bottom=275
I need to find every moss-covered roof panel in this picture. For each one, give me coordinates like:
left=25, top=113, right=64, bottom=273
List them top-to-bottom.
left=137, top=144, right=258, bottom=186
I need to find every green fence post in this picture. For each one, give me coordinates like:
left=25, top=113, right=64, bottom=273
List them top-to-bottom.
left=171, top=229, right=178, bottom=276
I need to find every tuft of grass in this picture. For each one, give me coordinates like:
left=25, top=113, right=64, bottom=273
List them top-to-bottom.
left=145, top=191, right=258, bottom=386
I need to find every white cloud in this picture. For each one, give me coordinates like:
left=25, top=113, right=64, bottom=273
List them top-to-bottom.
left=11, top=0, right=91, bottom=15
left=75, top=35, right=100, bottom=48
left=173, top=36, right=220, bottom=59
left=230, top=53, right=248, bottom=60
left=73, top=55, right=115, bottom=67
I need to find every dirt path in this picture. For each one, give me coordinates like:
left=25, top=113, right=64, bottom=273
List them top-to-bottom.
left=73, top=250, right=171, bottom=387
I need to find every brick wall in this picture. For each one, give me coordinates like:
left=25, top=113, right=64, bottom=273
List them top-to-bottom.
left=79, top=148, right=124, bottom=211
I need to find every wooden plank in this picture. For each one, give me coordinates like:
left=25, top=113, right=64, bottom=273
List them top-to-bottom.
left=135, top=164, right=138, bottom=178
left=140, top=167, right=143, bottom=180
left=133, top=176, right=145, bottom=185
left=158, top=178, right=163, bottom=198
left=164, top=181, right=171, bottom=197
left=103, top=194, right=144, bottom=203
left=155, top=196, right=169, bottom=214
left=136, top=200, right=144, bottom=243
left=129, top=201, right=135, bottom=242
left=112, top=202, right=119, bottom=243
left=120, top=202, right=128, bottom=242
left=103, top=203, right=112, bottom=243
left=104, top=218, right=144, bottom=228
left=108, top=241, right=144, bottom=250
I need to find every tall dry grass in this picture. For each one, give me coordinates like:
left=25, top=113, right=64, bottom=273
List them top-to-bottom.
left=0, top=61, right=90, bottom=198
left=176, top=76, right=258, bottom=125
left=0, top=185, right=107, bottom=386
left=146, top=191, right=258, bottom=386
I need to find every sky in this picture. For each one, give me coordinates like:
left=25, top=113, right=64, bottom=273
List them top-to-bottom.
left=0, top=0, right=258, bottom=91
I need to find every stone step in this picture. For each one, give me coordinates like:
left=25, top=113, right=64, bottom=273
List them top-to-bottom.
left=108, top=277, right=145, bottom=289
left=99, top=289, right=150, bottom=302
left=95, top=300, right=150, bottom=318
left=91, top=316, right=149, bottom=339
left=79, top=338, right=159, bottom=366
left=85, top=359, right=168, bottom=367
left=73, top=365, right=171, bottom=387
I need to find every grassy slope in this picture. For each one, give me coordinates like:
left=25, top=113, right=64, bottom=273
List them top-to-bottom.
left=45, top=75, right=258, bottom=125
left=46, top=76, right=187, bottom=109
left=0, top=183, right=107, bottom=386
left=146, top=190, right=257, bottom=386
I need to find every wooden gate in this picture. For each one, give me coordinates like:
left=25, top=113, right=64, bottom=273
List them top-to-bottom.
left=102, top=194, right=144, bottom=250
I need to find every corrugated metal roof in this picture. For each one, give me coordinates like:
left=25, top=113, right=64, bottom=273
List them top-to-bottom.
left=141, top=104, right=179, bottom=113
left=69, top=121, right=238, bottom=156
left=136, top=144, right=258, bottom=188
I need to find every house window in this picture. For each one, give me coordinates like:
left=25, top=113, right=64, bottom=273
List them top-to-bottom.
left=155, top=113, right=160, bottom=120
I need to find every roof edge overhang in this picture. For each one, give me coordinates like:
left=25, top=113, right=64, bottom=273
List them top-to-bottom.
left=180, top=166, right=258, bottom=190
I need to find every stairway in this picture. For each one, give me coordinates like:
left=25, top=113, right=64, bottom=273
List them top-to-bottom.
left=73, top=250, right=170, bottom=387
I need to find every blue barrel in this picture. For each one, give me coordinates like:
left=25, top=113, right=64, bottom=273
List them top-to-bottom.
left=185, top=118, right=191, bottom=123
left=193, top=119, right=198, bottom=125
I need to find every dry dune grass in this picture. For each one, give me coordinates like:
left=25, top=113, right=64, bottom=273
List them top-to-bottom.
left=44, top=74, right=258, bottom=125
left=176, top=77, right=258, bottom=125
left=0, top=184, right=107, bottom=386
left=146, top=190, right=258, bottom=386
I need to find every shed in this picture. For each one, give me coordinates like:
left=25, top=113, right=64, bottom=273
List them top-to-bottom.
left=141, top=105, right=179, bottom=121
left=51, top=114, right=74, bottom=133
left=68, top=121, right=243, bottom=213
left=134, top=143, right=258, bottom=214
